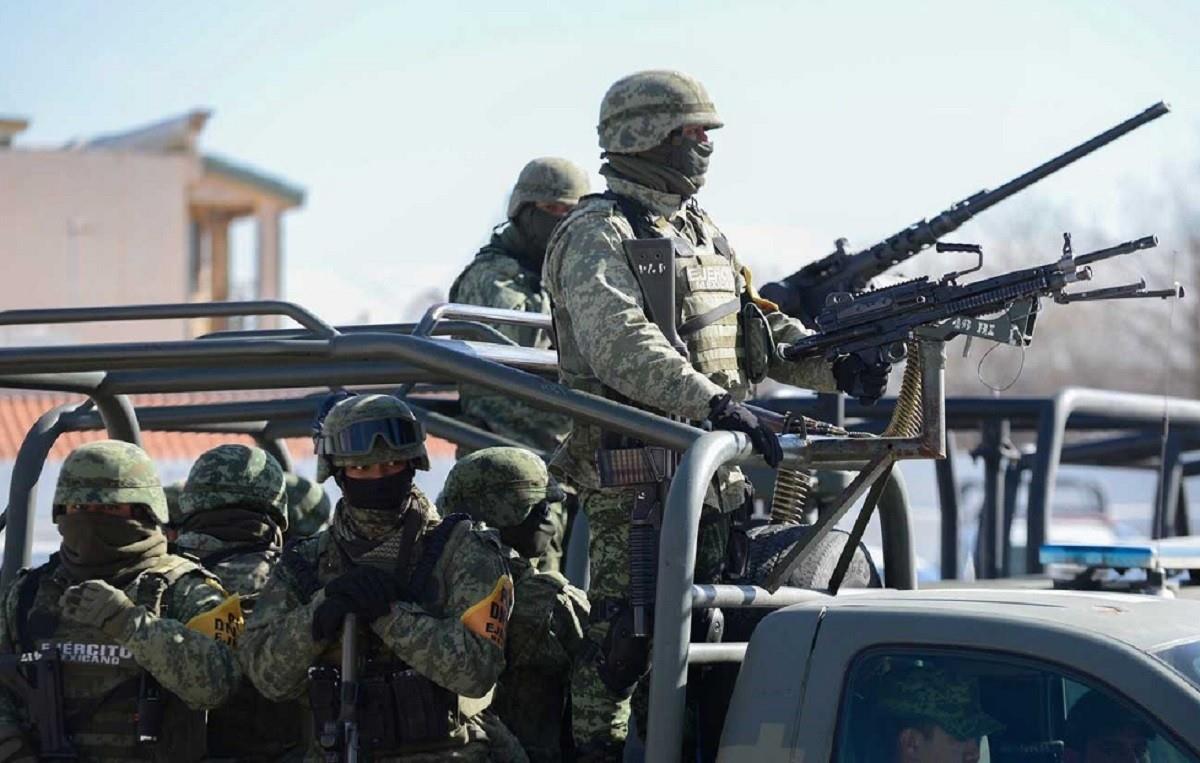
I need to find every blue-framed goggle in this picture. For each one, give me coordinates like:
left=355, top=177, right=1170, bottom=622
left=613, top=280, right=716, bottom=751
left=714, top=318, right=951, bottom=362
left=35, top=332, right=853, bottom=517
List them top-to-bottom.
left=315, top=417, right=424, bottom=457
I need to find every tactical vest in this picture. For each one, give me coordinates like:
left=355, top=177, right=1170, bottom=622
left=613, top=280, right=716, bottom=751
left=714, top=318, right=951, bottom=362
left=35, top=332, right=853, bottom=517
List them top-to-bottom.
left=283, top=514, right=493, bottom=757
left=193, top=545, right=304, bottom=762
left=16, top=555, right=210, bottom=762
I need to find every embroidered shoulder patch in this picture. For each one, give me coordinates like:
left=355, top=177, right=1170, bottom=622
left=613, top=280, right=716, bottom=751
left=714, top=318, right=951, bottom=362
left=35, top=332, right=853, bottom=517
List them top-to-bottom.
left=460, top=575, right=513, bottom=648
left=185, top=593, right=244, bottom=647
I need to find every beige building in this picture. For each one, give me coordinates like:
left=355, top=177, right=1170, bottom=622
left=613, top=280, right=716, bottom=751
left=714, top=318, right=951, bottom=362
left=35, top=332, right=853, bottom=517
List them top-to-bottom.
left=0, top=110, right=304, bottom=343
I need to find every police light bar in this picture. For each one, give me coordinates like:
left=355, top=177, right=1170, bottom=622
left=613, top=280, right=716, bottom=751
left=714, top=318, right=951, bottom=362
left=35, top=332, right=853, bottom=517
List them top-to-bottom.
left=1040, top=539, right=1200, bottom=570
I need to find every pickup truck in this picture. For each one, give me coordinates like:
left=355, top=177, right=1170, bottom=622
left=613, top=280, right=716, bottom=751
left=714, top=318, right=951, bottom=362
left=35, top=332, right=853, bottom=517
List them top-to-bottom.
left=717, top=588, right=1200, bottom=762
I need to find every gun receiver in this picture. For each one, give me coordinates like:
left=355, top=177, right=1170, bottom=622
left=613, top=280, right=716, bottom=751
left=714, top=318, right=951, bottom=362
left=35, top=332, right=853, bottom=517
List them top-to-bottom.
left=760, top=102, right=1171, bottom=327
left=779, top=233, right=1179, bottom=400
left=0, top=645, right=77, bottom=759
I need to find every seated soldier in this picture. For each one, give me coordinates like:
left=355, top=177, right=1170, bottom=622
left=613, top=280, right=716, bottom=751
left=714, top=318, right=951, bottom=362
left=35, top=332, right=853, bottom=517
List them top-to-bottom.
left=238, top=393, right=524, bottom=761
left=0, top=440, right=240, bottom=762
left=176, top=443, right=304, bottom=761
left=440, top=447, right=590, bottom=763
left=283, top=472, right=332, bottom=541
left=875, top=666, right=1004, bottom=763
left=1064, top=690, right=1153, bottom=763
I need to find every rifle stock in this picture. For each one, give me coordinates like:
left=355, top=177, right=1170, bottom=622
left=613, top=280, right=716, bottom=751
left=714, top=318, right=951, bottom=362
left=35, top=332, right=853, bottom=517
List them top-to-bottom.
left=761, top=102, right=1170, bottom=327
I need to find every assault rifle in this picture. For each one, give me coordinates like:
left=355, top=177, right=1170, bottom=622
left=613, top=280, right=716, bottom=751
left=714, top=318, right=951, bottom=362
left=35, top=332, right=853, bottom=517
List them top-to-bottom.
left=759, top=102, right=1171, bottom=327
left=779, top=233, right=1182, bottom=398
left=0, top=645, right=76, bottom=759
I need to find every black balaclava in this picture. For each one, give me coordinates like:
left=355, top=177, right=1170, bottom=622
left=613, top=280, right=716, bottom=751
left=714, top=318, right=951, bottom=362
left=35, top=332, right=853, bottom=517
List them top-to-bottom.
left=602, top=130, right=714, bottom=198
left=511, top=204, right=564, bottom=270
left=337, top=467, right=415, bottom=513
left=499, top=500, right=557, bottom=559
left=57, top=511, right=167, bottom=585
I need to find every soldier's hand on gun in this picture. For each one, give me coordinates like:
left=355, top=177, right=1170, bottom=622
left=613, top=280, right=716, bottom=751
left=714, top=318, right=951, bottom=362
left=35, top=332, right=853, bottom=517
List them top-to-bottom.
left=833, top=355, right=892, bottom=405
left=707, top=394, right=783, bottom=468
left=311, top=566, right=403, bottom=640
left=59, top=580, right=140, bottom=641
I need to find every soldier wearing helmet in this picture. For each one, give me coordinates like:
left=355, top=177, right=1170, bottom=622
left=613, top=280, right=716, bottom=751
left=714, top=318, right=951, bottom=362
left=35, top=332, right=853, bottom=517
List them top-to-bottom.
left=542, top=70, right=893, bottom=758
left=448, top=157, right=591, bottom=575
left=239, top=393, right=524, bottom=761
left=0, top=440, right=241, bottom=762
left=175, top=443, right=304, bottom=761
left=441, top=447, right=590, bottom=763
left=283, top=472, right=332, bottom=541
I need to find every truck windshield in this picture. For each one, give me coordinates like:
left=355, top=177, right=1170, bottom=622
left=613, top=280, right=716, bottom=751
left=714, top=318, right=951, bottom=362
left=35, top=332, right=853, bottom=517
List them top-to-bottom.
left=1153, top=639, right=1200, bottom=691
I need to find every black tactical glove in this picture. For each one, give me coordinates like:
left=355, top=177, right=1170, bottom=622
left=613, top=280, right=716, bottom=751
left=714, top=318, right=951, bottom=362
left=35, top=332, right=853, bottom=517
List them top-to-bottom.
left=833, top=354, right=892, bottom=404
left=707, top=394, right=783, bottom=468
left=311, top=566, right=402, bottom=641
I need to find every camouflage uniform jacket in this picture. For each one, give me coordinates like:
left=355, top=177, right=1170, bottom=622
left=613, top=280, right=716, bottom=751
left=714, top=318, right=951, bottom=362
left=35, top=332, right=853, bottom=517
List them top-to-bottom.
left=542, top=175, right=837, bottom=507
left=449, top=224, right=571, bottom=454
left=238, top=490, right=515, bottom=761
left=173, top=532, right=278, bottom=597
left=173, top=533, right=305, bottom=761
left=0, top=554, right=240, bottom=761
left=498, top=554, right=589, bottom=763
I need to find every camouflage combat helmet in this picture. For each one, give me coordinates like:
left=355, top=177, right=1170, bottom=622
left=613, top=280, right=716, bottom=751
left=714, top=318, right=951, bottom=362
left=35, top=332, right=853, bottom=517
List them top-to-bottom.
left=598, top=69, right=724, bottom=154
left=506, top=157, right=590, bottom=219
left=316, top=393, right=430, bottom=483
left=53, top=439, right=169, bottom=524
left=180, top=444, right=288, bottom=530
left=440, top=446, right=555, bottom=528
left=284, top=473, right=331, bottom=537
left=163, top=480, right=185, bottom=527
left=876, top=667, right=1004, bottom=741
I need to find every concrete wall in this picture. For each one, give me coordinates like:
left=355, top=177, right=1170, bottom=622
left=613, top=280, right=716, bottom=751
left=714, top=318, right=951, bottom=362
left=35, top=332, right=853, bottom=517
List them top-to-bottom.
left=0, top=150, right=197, bottom=344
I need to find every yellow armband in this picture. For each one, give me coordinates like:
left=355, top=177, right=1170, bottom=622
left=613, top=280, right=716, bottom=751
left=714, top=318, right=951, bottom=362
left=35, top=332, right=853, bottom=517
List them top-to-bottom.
left=460, top=575, right=513, bottom=648
left=185, top=593, right=245, bottom=647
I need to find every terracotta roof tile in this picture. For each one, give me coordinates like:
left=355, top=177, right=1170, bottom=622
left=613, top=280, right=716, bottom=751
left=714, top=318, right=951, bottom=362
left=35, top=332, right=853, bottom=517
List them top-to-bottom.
left=0, top=391, right=455, bottom=463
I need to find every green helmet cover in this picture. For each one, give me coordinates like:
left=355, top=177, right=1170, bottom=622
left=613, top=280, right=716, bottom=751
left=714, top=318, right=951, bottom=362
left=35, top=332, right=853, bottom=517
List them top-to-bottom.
left=598, top=69, right=724, bottom=154
left=506, top=157, right=591, bottom=219
left=316, top=393, right=430, bottom=482
left=53, top=440, right=169, bottom=524
left=180, top=444, right=288, bottom=529
left=440, top=447, right=550, bottom=528
left=285, top=472, right=331, bottom=537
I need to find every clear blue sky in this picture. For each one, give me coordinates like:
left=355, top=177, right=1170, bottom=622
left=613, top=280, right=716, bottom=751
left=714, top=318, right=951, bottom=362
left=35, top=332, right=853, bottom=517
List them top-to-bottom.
left=2, top=0, right=1197, bottom=324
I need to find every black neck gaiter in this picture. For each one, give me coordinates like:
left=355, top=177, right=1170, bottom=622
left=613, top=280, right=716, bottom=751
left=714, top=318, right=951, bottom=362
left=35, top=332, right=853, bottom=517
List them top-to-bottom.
left=603, top=135, right=714, bottom=198
left=511, top=205, right=563, bottom=271
left=337, top=468, right=414, bottom=512
left=500, top=501, right=557, bottom=559
left=178, top=507, right=282, bottom=548
left=56, top=514, right=167, bottom=585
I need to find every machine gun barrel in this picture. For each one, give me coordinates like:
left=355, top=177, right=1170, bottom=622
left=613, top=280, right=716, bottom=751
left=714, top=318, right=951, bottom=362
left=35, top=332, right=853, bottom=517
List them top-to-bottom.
left=761, top=101, right=1170, bottom=326
left=1075, top=235, right=1158, bottom=265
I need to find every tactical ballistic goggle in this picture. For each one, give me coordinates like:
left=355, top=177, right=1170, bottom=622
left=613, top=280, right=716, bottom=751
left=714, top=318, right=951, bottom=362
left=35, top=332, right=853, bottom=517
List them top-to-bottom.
left=315, top=417, right=425, bottom=457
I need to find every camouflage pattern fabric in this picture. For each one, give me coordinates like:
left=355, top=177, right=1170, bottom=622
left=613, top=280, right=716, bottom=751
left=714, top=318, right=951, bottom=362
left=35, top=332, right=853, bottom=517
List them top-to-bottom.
left=597, top=70, right=724, bottom=153
left=505, top=157, right=591, bottom=219
left=543, top=174, right=836, bottom=504
left=449, top=224, right=572, bottom=453
left=317, top=394, right=430, bottom=482
left=52, top=439, right=169, bottom=524
left=180, top=443, right=288, bottom=530
left=439, top=447, right=552, bottom=528
left=285, top=473, right=332, bottom=539
left=568, top=487, right=731, bottom=752
left=238, top=496, right=516, bottom=761
left=174, top=533, right=278, bottom=597
left=0, top=555, right=240, bottom=761
left=498, top=556, right=589, bottom=763
left=876, top=667, right=1005, bottom=741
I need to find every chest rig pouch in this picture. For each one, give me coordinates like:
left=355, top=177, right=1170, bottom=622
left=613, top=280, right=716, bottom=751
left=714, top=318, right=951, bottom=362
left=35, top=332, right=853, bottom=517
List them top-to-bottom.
left=305, top=515, right=485, bottom=755
left=14, top=556, right=208, bottom=762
